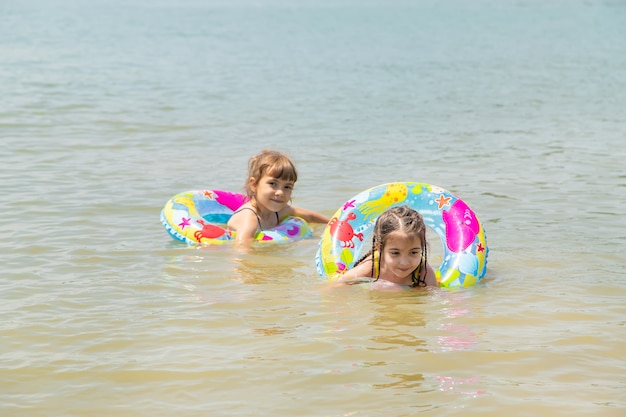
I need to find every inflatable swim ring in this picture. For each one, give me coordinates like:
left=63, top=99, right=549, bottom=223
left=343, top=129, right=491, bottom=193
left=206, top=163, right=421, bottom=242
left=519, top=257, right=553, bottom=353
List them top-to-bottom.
left=315, top=182, right=488, bottom=288
left=161, top=189, right=312, bottom=245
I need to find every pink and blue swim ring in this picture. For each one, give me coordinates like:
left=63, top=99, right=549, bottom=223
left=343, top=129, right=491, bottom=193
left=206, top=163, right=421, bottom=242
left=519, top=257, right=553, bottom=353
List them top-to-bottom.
left=315, top=182, right=488, bottom=288
left=161, top=189, right=312, bottom=245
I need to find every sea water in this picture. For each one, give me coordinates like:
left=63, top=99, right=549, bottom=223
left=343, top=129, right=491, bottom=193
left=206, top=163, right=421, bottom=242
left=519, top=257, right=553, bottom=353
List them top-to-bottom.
left=1, top=0, right=625, bottom=416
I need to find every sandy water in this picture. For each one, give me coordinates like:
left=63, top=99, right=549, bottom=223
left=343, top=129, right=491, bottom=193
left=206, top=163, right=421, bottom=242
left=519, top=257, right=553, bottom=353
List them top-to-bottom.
left=1, top=0, right=625, bottom=416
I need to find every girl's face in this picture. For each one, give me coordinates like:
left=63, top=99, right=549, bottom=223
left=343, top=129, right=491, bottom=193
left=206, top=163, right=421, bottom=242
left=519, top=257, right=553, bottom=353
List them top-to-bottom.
left=250, top=175, right=294, bottom=213
left=378, top=231, right=423, bottom=285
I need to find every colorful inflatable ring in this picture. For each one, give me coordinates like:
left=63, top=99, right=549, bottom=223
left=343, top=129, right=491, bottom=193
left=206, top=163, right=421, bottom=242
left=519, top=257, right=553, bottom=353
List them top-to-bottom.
left=315, top=182, right=488, bottom=288
left=161, top=189, right=312, bottom=245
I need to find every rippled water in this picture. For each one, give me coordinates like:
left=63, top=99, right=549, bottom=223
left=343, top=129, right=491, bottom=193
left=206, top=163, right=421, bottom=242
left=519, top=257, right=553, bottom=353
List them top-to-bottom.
left=2, top=0, right=625, bottom=416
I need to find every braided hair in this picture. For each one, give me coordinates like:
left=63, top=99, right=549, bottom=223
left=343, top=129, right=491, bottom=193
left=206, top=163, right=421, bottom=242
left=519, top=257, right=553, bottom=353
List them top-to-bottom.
left=353, top=205, right=429, bottom=287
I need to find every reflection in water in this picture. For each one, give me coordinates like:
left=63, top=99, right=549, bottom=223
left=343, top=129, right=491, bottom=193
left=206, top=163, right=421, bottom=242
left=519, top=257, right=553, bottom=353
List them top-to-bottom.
left=159, top=244, right=310, bottom=306
left=159, top=245, right=298, bottom=305
left=229, top=246, right=307, bottom=285
left=332, top=288, right=486, bottom=397
left=433, top=289, right=485, bottom=397
left=434, top=289, right=480, bottom=353
left=367, top=291, right=428, bottom=352
left=361, top=292, right=429, bottom=392
left=438, top=322, right=477, bottom=352
left=373, top=372, right=425, bottom=389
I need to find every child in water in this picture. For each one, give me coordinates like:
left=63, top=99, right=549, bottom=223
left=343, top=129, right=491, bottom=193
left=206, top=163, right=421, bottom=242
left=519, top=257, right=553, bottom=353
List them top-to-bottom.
left=227, top=149, right=330, bottom=246
left=338, top=205, right=438, bottom=288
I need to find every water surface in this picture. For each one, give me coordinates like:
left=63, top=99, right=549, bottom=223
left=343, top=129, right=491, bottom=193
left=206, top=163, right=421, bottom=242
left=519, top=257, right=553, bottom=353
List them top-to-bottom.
left=1, top=0, right=625, bottom=416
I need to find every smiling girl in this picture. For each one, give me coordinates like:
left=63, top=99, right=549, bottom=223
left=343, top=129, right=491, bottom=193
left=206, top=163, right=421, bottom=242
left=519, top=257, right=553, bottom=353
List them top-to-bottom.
left=227, top=149, right=330, bottom=247
left=338, top=205, right=438, bottom=288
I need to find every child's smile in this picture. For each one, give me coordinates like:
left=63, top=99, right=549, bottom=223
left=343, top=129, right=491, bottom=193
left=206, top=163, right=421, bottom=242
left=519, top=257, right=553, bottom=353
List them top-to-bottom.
left=379, top=231, right=423, bottom=285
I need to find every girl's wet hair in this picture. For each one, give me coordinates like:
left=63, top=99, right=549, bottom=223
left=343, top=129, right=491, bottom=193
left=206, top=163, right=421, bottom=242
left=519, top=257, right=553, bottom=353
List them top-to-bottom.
left=244, top=149, right=298, bottom=198
left=354, top=205, right=429, bottom=287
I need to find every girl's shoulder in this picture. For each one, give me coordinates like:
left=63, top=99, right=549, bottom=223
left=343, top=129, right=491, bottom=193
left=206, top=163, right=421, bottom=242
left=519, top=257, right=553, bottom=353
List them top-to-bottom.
left=234, top=201, right=266, bottom=218
left=227, top=203, right=258, bottom=228
left=278, top=204, right=295, bottom=218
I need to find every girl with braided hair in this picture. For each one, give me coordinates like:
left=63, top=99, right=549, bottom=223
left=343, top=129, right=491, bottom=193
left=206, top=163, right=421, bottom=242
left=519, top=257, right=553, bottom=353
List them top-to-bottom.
left=338, top=205, right=438, bottom=288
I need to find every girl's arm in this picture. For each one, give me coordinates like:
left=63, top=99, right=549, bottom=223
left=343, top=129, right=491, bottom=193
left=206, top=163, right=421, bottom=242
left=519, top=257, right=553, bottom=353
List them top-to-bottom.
left=282, top=205, right=330, bottom=224
left=227, top=210, right=260, bottom=247
left=337, top=257, right=373, bottom=283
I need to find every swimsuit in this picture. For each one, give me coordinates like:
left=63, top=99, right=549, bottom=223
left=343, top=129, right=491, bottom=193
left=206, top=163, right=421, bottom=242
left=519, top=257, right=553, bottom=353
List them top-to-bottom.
left=232, top=207, right=279, bottom=231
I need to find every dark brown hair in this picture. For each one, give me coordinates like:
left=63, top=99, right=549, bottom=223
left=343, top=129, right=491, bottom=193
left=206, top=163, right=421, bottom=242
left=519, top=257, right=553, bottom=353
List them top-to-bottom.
left=355, top=205, right=428, bottom=287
